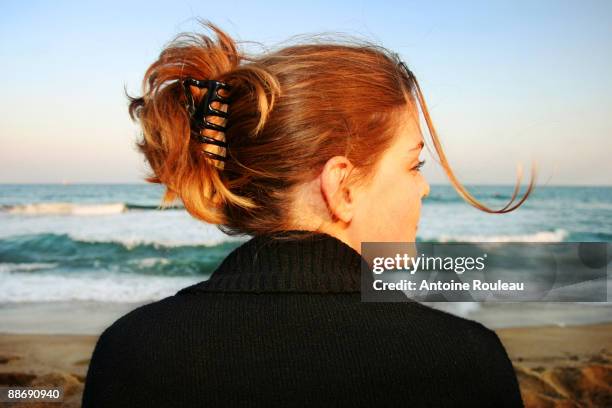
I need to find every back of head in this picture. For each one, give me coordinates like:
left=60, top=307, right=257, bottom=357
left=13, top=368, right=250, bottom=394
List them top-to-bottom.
left=128, top=20, right=535, bottom=238
left=128, top=20, right=415, bottom=237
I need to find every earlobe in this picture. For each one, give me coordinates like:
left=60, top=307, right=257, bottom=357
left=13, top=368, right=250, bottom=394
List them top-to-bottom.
left=319, top=156, right=355, bottom=224
left=332, top=185, right=353, bottom=224
left=338, top=187, right=353, bottom=223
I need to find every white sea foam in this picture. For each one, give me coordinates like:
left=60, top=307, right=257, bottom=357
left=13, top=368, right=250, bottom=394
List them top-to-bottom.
left=5, top=202, right=127, bottom=215
left=434, top=228, right=569, bottom=243
left=58, top=232, right=247, bottom=249
left=127, top=257, right=171, bottom=268
left=0, top=263, right=58, bottom=273
left=0, top=271, right=201, bottom=303
left=422, top=302, right=482, bottom=318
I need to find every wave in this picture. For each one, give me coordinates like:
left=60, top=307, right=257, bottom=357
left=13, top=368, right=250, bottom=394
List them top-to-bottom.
left=0, top=202, right=184, bottom=215
left=422, top=228, right=569, bottom=243
left=0, top=233, right=241, bottom=277
left=0, top=262, right=58, bottom=273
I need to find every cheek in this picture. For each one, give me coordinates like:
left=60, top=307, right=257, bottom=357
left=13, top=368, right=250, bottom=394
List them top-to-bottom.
left=388, top=172, right=420, bottom=205
left=362, top=176, right=422, bottom=234
left=389, top=184, right=420, bottom=222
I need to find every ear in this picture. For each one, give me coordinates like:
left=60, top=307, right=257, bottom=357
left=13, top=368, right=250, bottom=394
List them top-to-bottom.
left=319, top=156, right=356, bottom=224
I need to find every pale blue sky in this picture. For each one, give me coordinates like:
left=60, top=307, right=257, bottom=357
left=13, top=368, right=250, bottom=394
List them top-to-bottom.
left=0, top=0, right=610, bottom=185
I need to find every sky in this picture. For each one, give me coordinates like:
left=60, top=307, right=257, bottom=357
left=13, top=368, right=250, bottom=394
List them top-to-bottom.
left=0, top=0, right=610, bottom=185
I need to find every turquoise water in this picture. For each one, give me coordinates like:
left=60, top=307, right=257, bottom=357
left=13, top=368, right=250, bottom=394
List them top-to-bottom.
left=0, top=183, right=610, bottom=303
left=420, top=184, right=612, bottom=243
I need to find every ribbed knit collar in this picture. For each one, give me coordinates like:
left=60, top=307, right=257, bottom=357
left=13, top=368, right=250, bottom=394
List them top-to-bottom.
left=178, top=230, right=366, bottom=294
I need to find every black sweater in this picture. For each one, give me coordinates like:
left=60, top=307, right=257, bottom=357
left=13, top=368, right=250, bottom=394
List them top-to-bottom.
left=82, top=230, right=524, bottom=407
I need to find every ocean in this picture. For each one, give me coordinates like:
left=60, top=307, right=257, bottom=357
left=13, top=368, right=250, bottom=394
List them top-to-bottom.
left=1, top=183, right=610, bottom=333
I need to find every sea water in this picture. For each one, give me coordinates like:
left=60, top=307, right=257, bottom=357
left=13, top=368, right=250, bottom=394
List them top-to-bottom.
left=0, top=183, right=610, bottom=333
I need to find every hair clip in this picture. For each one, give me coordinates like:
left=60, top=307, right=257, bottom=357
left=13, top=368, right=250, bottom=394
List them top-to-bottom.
left=182, top=78, right=232, bottom=162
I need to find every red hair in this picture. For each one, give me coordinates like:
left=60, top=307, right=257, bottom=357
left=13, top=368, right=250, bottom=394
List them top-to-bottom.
left=128, top=20, right=536, bottom=237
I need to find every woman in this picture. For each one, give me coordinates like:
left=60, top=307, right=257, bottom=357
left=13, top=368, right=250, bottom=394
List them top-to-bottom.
left=82, top=20, right=534, bottom=407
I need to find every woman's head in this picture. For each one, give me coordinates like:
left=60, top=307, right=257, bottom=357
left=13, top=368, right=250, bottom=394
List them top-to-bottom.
left=128, top=20, right=535, bottom=251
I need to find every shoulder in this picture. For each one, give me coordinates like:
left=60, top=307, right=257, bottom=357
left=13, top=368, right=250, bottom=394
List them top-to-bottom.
left=86, top=294, right=200, bottom=360
left=92, top=294, right=196, bottom=350
left=82, top=295, right=194, bottom=406
left=85, top=296, right=176, bottom=362
left=327, top=296, right=514, bottom=370
left=329, top=299, right=523, bottom=406
left=360, top=299, right=493, bottom=335
left=359, top=301, right=517, bottom=370
left=366, top=301, right=523, bottom=406
left=391, top=301, right=512, bottom=359
left=401, top=302, right=522, bottom=405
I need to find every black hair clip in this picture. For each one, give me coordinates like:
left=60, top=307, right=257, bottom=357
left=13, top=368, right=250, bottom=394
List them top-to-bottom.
left=182, top=78, right=232, bottom=162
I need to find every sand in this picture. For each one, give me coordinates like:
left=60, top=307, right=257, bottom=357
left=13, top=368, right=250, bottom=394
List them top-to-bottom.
left=0, top=323, right=611, bottom=408
left=497, top=323, right=612, bottom=407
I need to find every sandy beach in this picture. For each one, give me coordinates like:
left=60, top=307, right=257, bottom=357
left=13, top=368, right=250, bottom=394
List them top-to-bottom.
left=0, top=323, right=610, bottom=407
left=497, top=323, right=612, bottom=407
